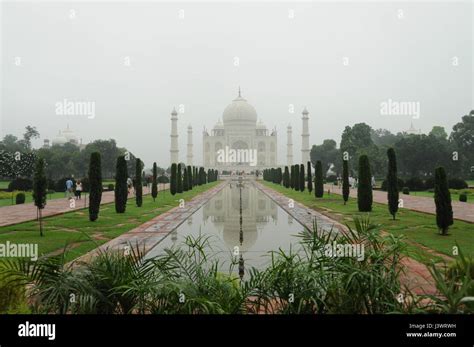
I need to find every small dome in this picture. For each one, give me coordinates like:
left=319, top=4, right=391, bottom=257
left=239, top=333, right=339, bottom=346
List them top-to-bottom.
left=222, top=90, right=258, bottom=126
left=171, top=107, right=178, bottom=116
left=302, top=107, right=309, bottom=115
left=214, top=118, right=224, bottom=129
left=256, top=119, right=266, bottom=129
left=61, top=125, right=78, bottom=144
left=52, top=131, right=67, bottom=145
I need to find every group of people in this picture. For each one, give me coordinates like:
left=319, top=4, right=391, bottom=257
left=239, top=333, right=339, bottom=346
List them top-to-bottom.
left=336, top=176, right=376, bottom=189
left=65, top=178, right=82, bottom=200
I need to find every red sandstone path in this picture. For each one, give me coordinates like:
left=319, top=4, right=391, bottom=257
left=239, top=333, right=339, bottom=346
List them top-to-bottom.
left=0, top=184, right=169, bottom=227
left=324, top=184, right=474, bottom=223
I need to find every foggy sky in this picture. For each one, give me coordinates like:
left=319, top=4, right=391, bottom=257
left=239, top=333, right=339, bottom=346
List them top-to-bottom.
left=1, top=1, right=473, bottom=168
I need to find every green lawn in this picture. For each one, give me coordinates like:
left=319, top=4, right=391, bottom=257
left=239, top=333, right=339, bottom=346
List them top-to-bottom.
left=0, top=181, right=10, bottom=189
left=262, top=181, right=474, bottom=264
left=0, top=182, right=219, bottom=262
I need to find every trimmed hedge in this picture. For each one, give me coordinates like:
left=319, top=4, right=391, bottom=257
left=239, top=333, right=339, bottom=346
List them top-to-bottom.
left=8, top=178, right=33, bottom=192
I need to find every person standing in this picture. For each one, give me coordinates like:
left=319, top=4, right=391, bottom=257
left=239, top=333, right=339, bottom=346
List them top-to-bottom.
left=75, top=180, right=83, bottom=200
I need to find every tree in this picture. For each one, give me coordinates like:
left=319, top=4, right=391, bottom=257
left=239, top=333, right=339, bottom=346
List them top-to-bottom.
left=450, top=110, right=474, bottom=178
left=310, top=139, right=341, bottom=176
left=386, top=148, right=399, bottom=220
left=88, top=152, right=102, bottom=221
left=357, top=155, right=373, bottom=212
left=114, top=156, right=128, bottom=213
left=32, top=158, right=47, bottom=237
left=135, top=158, right=143, bottom=207
left=342, top=159, right=349, bottom=205
left=314, top=160, right=324, bottom=198
left=307, top=161, right=312, bottom=193
left=151, top=162, right=158, bottom=201
left=170, top=163, right=177, bottom=195
left=177, top=164, right=183, bottom=193
left=294, top=164, right=300, bottom=191
left=299, top=164, right=305, bottom=192
left=187, top=165, right=193, bottom=190
left=290, top=165, right=294, bottom=189
left=284, top=166, right=290, bottom=188
left=183, top=167, right=189, bottom=191
left=434, top=167, right=454, bottom=236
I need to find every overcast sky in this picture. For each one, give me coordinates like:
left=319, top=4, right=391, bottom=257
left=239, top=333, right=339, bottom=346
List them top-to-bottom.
left=1, top=1, right=472, bottom=168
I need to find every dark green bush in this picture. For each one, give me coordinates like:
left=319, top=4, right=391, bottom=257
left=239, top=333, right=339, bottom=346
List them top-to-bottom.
left=404, top=177, right=424, bottom=191
left=8, top=178, right=33, bottom=192
left=381, top=178, right=404, bottom=192
left=448, top=178, right=468, bottom=190
left=108, top=183, right=114, bottom=191
left=402, top=187, right=410, bottom=195
left=15, top=192, right=26, bottom=204
left=459, top=193, right=468, bottom=202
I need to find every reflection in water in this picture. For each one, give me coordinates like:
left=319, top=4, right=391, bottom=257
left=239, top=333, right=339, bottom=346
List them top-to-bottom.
left=146, top=179, right=305, bottom=278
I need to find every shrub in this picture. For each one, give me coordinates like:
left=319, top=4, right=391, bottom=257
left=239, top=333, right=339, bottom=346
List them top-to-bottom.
left=88, top=152, right=103, bottom=222
left=357, top=155, right=373, bottom=212
left=114, top=156, right=128, bottom=213
left=314, top=161, right=324, bottom=197
left=434, top=167, right=453, bottom=236
left=157, top=175, right=169, bottom=184
left=326, top=175, right=337, bottom=183
left=405, top=177, right=424, bottom=191
left=424, top=177, right=435, bottom=190
left=8, top=178, right=33, bottom=192
left=448, top=178, right=468, bottom=190
left=107, top=183, right=114, bottom=191
left=402, top=187, right=410, bottom=195
left=15, top=193, right=26, bottom=204
left=459, top=193, right=468, bottom=202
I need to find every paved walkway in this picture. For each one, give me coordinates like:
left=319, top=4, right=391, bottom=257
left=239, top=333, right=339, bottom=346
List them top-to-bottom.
left=73, top=181, right=227, bottom=264
left=0, top=184, right=169, bottom=227
left=325, top=184, right=474, bottom=223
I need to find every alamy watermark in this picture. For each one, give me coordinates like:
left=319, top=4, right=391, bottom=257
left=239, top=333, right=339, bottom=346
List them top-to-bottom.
left=55, top=98, right=96, bottom=119
left=380, top=99, right=420, bottom=119
left=216, top=145, right=257, bottom=166
left=0, top=241, right=38, bottom=261
left=316, top=241, right=365, bottom=261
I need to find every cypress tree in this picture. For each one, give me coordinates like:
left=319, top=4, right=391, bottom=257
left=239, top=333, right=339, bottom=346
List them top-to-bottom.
left=387, top=148, right=399, bottom=220
left=88, top=152, right=102, bottom=221
left=115, top=155, right=128, bottom=213
left=357, top=155, right=373, bottom=212
left=33, top=157, right=47, bottom=236
left=135, top=158, right=143, bottom=207
left=342, top=159, right=349, bottom=205
left=315, top=160, right=324, bottom=198
left=307, top=161, right=313, bottom=194
left=152, top=162, right=158, bottom=201
left=170, top=163, right=177, bottom=195
left=177, top=164, right=183, bottom=193
left=294, top=164, right=300, bottom=191
left=299, top=164, right=305, bottom=192
left=187, top=165, right=193, bottom=189
left=290, top=165, right=295, bottom=189
left=284, top=166, right=290, bottom=188
left=183, top=167, right=189, bottom=191
left=194, top=167, right=198, bottom=186
left=278, top=167, right=283, bottom=185
left=434, top=167, right=453, bottom=236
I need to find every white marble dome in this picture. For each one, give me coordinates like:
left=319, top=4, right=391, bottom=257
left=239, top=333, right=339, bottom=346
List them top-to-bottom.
left=222, top=94, right=257, bottom=126
left=52, top=131, right=68, bottom=145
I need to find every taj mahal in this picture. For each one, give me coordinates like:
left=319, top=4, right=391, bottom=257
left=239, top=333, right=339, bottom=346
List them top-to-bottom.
left=169, top=88, right=310, bottom=172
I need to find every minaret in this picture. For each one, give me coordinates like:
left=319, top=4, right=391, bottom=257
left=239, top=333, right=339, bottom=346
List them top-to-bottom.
left=170, top=107, right=179, bottom=165
left=301, top=107, right=310, bottom=164
left=187, top=124, right=193, bottom=165
left=287, top=124, right=293, bottom=166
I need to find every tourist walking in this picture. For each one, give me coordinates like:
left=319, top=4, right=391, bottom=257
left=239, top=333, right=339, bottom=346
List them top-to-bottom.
left=65, top=178, right=74, bottom=199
